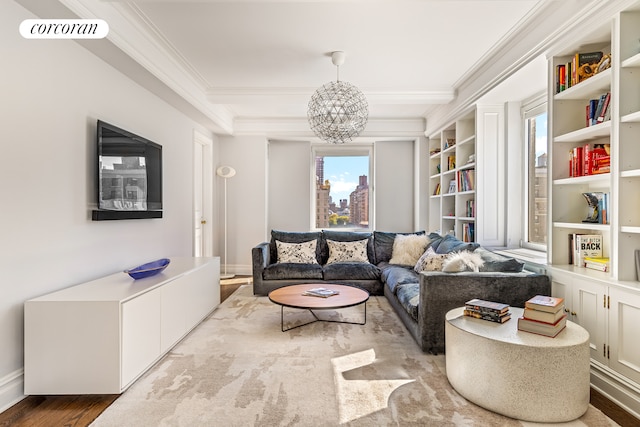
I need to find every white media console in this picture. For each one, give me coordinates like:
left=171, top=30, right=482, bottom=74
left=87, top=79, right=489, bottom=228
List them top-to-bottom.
left=24, top=256, right=220, bottom=395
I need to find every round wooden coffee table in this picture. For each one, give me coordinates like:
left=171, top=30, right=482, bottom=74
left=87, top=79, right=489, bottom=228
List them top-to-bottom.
left=268, top=284, right=369, bottom=332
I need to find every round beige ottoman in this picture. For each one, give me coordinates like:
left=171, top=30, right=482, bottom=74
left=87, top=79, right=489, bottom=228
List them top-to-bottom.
left=445, top=307, right=590, bottom=422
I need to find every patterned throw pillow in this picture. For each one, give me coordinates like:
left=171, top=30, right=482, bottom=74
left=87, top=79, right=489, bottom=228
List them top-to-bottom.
left=389, top=234, right=430, bottom=266
left=325, top=239, right=369, bottom=264
left=276, top=240, right=318, bottom=264
left=414, top=247, right=448, bottom=272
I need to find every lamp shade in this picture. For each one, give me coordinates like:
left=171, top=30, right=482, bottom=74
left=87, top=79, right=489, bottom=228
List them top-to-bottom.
left=307, top=80, right=368, bottom=144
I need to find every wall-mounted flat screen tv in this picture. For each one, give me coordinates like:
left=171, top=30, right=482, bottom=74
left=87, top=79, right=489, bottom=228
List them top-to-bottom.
left=92, top=120, right=163, bottom=220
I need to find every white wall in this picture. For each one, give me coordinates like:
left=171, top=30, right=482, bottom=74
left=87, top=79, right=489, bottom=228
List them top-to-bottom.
left=0, top=0, right=213, bottom=410
left=218, top=135, right=268, bottom=274
left=268, top=140, right=312, bottom=232
left=375, top=140, right=416, bottom=232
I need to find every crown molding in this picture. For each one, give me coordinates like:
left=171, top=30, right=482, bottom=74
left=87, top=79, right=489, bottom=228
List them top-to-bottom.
left=60, top=0, right=235, bottom=135
left=425, top=0, right=604, bottom=134
left=207, top=87, right=455, bottom=105
left=234, top=117, right=425, bottom=138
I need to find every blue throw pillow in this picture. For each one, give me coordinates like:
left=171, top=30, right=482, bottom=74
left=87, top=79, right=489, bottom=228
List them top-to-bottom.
left=435, top=234, right=480, bottom=254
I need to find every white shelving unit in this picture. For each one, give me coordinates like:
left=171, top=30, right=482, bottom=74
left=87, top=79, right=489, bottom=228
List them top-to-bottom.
left=547, top=3, right=640, bottom=417
left=428, top=110, right=476, bottom=242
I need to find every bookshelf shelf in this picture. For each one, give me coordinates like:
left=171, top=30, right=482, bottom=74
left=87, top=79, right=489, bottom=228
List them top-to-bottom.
left=621, top=52, right=640, bottom=68
left=554, top=68, right=611, bottom=100
left=621, top=110, right=640, bottom=123
left=554, top=121, right=611, bottom=143
left=621, top=169, right=640, bottom=178
left=553, top=174, right=610, bottom=185
left=553, top=222, right=610, bottom=232
left=621, top=226, right=640, bottom=234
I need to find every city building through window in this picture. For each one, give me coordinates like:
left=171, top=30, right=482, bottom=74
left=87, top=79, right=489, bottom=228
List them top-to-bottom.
left=313, top=148, right=371, bottom=229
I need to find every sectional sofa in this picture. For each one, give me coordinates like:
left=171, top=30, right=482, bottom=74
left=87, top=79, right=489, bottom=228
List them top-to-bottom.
left=252, top=229, right=551, bottom=353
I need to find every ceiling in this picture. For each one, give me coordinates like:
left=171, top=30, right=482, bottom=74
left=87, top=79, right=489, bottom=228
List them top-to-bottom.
left=18, top=0, right=591, bottom=136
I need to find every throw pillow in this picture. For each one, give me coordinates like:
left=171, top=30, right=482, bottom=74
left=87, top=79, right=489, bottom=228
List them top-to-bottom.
left=389, top=234, right=430, bottom=266
left=435, top=234, right=480, bottom=254
left=325, top=239, right=369, bottom=264
left=276, top=240, right=319, bottom=264
left=414, top=247, right=448, bottom=273
left=442, top=250, right=485, bottom=272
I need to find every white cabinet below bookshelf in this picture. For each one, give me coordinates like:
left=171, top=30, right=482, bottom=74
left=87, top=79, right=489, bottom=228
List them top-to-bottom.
left=24, top=256, right=220, bottom=395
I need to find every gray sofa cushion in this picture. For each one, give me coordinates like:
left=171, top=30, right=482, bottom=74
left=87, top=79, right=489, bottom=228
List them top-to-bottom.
left=271, top=230, right=323, bottom=263
left=321, top=230, right=375, bottom=264
left=373, top=231, right=426, bottom=264
left=435, top=234, right=480, bottom=254
left=475, top=247, right=525, bottom=272
left=323, top=262, right=381, bottom=280
left=263, top=263, right=323, bottom=280
left=380, top=264, right=420, bottom=294
left=396, top=283, right=419, bottom=322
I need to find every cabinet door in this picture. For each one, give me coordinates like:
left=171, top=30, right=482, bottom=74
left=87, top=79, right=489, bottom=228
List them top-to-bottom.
left=549, top=269, right=574, bottom=320
left=572, top=277, right=607, bottom=363
left=161, top=278, right=189, bottom=352
left=608, top=287, right=640, bottom=384
left=121, top=290, right=161, bottom=388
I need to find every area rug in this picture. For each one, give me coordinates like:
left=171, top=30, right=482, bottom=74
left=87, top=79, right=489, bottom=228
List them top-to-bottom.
left=91, top=285, right=618, bottom=426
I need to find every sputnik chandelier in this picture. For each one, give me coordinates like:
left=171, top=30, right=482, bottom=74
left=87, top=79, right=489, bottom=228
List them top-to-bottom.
left=307, top=51, right=369, bottom=144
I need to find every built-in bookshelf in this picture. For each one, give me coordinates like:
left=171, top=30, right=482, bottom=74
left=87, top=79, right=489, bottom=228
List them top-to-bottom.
left=547, top=4, right=640, bottom=417
left=428, top=110, right=476, bottom=242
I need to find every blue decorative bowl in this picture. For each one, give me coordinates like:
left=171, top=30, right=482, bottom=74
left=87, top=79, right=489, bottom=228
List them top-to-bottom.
left=125, top=258, right=171, bottom=280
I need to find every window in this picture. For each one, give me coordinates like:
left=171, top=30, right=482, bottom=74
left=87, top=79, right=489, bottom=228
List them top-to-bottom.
left=523, top=99, right=547, bottom=250
left=312, top=146, right=372, bottom=230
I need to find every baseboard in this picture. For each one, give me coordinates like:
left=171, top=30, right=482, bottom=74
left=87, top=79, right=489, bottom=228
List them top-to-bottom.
left=220, top=264, right=251, bottom=277
left=591, top=361, right=640, bottom=420
left=0, top=369, right=25, bottom=414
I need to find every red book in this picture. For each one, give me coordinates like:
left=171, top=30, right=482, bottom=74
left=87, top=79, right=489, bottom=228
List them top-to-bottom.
left=584, top=143, right=592, bottom=175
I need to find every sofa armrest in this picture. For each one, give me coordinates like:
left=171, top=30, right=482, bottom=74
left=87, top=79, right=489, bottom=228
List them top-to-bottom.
left=252, top=242, right=271, bottom=294
left=418, top=271, right=551, bottom=354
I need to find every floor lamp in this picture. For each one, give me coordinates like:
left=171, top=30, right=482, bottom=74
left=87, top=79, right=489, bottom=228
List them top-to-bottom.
left=216, top=165, right=236, bottom=279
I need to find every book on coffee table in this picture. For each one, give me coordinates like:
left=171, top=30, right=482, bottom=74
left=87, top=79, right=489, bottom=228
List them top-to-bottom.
left=302, top=287, right=340, bottom=298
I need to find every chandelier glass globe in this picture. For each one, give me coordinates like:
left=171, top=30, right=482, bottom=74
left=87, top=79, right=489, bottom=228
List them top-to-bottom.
left=307, top=51, right=368, bottom=144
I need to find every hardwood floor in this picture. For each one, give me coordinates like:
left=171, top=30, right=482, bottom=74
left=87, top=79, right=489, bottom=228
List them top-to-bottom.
left=2, top=278, right=639, bottom=426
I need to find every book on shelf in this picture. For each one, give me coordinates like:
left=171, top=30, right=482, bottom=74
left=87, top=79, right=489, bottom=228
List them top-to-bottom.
left=575, top=51, right=604, bottom=84
left=447, top=155, right=456, bottom=171
left=457, top=169, right=475, bottom=192
left=448, top=179, right=456, bottom=194
left=433, top=183, right=441, bottom=196
left=582, top=192, right=609, bottom=224
left=462, top=222, right=474, bottom=243
left=574, top=234, right=603, bottom=267
left=584, top=257, right=610, bottom=272
left=301, top=287, right=340, bottom=298
left=525, top=295, right=564, bottom=313
left=465, top=298, right=510, bottom=315
left=523, top=306, right=566, bottom=324
left=464, top=308, right=511, bottom=323
left=517, top=314, right=568, bottom=338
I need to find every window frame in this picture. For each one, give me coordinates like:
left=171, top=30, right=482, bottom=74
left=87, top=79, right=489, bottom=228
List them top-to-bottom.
left=522, top=95, right=548, bottom=252
left=311, top=143, right=374, bottom=231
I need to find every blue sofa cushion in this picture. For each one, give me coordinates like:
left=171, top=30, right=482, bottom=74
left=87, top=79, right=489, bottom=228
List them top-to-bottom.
left=270, top=230, right=323, bottom=264
left=321, top=230, right=375, bottom=264
left=373, top=231, right=426, bottom=265
left=435, top=234, right=480, bottom=254
left=323, top=262, right=381, bottom=281
left=263, top=263, right=323, bottom=280
left=380, top=264, right=420, bottom=294
left=395, top=283, right=420, bottom=322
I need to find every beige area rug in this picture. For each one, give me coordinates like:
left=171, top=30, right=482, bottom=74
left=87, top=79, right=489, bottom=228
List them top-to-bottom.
left=91, top=285, right=618, bottom=426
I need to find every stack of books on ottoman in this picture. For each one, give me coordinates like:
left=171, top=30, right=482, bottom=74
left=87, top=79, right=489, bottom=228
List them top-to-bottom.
left=518, top=295, right=567, bottom=337
left=464, top=298, right=511, bottom=323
